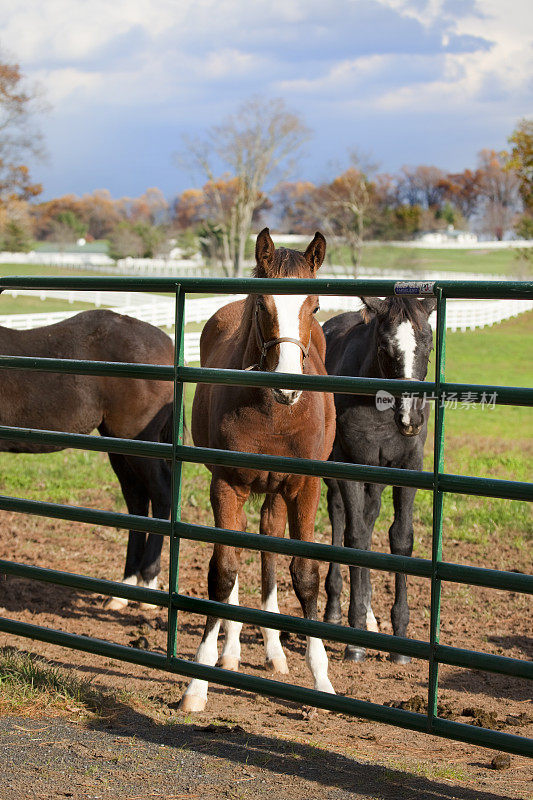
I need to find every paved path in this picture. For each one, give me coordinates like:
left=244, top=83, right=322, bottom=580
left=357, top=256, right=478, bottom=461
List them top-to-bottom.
left=0, top=715, right=514, bottom=800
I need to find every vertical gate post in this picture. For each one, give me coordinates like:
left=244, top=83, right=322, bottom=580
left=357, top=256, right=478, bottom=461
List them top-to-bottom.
left=167, top=286, right=185, bottom=659
left=428, top=288, right=447, bottom=728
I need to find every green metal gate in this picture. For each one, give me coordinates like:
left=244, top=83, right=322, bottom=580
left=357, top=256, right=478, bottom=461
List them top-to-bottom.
left=0, top=274, right=531, bottom=758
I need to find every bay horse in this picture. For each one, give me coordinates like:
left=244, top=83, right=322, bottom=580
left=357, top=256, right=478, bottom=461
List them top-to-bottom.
left=180, top=228, right=336, bottom=713
left=323, top=296, right=435, bottom=662
left=0, top=307, right=174, bottom=610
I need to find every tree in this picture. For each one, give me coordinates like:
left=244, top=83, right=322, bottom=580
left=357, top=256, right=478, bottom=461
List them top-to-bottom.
left=0, top=54, right=44, bottom=204
left=184, top=96, right=309, bottom=276
left=507, top=118, right=533, bottom=212
left=477, top=149, right=521, bottom=240
left=313, top=154, right=376, bottom=269
left=397, top=165, right=446, bottom=210
left=439, top=169, right=482, bottom=220
left=273, top=181, right=318, bottom=234
left=126, top=187, right=168, bottom=225
left=173, top=188, right=206, bottom=231
left=79, top=189, right=125, bottom=239
left=32, top=194, right=82, bottom=240
left=0, top=197, right=34, bottom=251
left=49, top=211, right=87, bottom=251
left=1, top=219, right=32, bottom=251
left=109, top=220, right=164, bottom=260
left=109, top=222, right=145, bottom=260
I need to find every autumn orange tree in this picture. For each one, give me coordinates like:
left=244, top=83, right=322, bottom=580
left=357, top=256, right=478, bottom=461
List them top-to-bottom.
left=0, top=53, right=45, bottom=249
left=0, top=54, right=44, bottom=204
left=507, top=118, right=533, bottom=210
left=476, top=148, right=521, bottom=240
left=310, top=153, right=377, bottom=270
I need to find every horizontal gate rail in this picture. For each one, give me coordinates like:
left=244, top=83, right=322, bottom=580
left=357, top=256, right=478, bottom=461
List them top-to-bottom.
left=0, top=273, right=531, bottom=759
left=1, top=275, right=532, bottom=298
left=0, top=354, right=531, bottom=407
left=0, top=426, right=531, bottom=502
left=0, top=493, right=169, bottom=535
left=2, top=557, right=531, bottom=680
left=0, top=615, right=530, bottom=757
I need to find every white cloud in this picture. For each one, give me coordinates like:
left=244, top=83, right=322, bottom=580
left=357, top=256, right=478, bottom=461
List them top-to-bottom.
left=2, top=0, right=531, bottom=195
left=203, top=49, right=266, bottom=79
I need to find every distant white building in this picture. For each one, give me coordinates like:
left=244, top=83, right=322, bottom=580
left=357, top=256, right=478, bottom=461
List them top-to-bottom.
left=417, top=226, right=478, bottom=245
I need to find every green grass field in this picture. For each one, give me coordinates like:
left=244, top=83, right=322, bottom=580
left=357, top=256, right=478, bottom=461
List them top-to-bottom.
left=270, top=242, right=530, bottom=276
left=358, top=245, right=527, bottom=276
left=0, top=263, right=104, bottom=278
left=0, top=295, right=94, bottom=315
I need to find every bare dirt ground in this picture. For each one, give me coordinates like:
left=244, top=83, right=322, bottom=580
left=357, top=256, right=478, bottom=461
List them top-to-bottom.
left=0, top=502, right=532, bottom=800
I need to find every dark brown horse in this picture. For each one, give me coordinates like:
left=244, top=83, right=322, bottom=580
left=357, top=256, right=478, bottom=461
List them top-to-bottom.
left=180, top=228, right=336, bottom=713
left=0, top=308, right=174, bottom=609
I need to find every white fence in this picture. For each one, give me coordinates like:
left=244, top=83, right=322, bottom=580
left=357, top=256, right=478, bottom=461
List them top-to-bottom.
left=0, top=251, right=211, bottom=276
left=0, top=251, right=114, bottom=267
left=322, top=268, right=512, bottom=282
left=1, top=286, right=532, bottom=352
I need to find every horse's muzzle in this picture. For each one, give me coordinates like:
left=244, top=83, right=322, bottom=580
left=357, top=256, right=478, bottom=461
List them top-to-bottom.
left=272, top=388, right=302, bottom=406
left=398, top=421, right=423, bottom=437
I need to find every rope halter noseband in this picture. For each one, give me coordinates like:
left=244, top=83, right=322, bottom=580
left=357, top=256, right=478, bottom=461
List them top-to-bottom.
left=245, top=305, right=312, bottom=372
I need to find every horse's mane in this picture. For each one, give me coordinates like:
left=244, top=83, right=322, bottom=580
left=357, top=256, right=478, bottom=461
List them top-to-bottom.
left=252, top=247, right=307, bottom=279
left=362, top=297, right=430, bottom=331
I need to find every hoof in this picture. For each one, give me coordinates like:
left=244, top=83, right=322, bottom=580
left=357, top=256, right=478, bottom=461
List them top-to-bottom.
left=104, top=596, right=129, bottom=611
left=139, top=601, right=159, bottom=611
left=324, top=610, right=342, bottom=626
left=344, top=645, right=366, bottom=662
left=389, top=653, right=411, bottom=665
left=219, top=655, right=240, bottom=671
left=266, top=657, right=289, bottom=675
left=315, top=680, right=335, bottom=695
left=179, top=694, right=207, bottom=713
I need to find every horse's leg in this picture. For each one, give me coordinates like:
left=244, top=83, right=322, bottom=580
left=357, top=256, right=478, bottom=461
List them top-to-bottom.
left=105, top=453, right=150, bottom=611
left=134, top=458, right=171, bottom=609
left=180, top=475, right=248, bottom=713
left=286, top=477, right=334, bottom=695
left=324, top=478, right=345, bottom=625
left=339, top=480, right=383, bottom=661
left=388, top=484, right=417, bottom=664
left=259, top=494, right=289, bottom=674
left=220, top=505, right=247, bottom=671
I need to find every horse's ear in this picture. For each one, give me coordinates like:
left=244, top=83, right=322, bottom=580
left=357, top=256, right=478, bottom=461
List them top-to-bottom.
left=255, top=228, right=275, bottom=277
left=304, top=231, right=326, bottom=273
left=360, top=296, right=388, bottom=316
left=418, top=297, right=437, bottom=315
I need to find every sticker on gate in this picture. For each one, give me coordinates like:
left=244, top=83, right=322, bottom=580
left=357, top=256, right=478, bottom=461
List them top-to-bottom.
left=394, top=281, right=436, bottom=295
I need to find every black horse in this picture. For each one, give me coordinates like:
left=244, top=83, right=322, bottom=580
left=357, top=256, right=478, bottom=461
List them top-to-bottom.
left=323, top=296, right=435, bottom=662
left=0, top=308, right=174, bottom=610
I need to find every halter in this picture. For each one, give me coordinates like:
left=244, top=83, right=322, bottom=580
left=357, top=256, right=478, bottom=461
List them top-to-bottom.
left=245, top=306, right=312, bottom=372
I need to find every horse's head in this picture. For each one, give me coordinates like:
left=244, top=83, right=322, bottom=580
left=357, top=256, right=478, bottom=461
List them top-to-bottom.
left=253, top=227, right=326, bottom=405
left=361, top=296, right=435, bottom=436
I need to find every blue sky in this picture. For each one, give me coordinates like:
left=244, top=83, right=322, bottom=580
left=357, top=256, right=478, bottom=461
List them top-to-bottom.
left=3, top=0, right=532, bottom=201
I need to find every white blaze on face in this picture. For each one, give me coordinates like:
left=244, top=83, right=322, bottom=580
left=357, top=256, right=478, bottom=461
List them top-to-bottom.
left=272, top=294, right=307, bottom=402
left=395, top=320, right=417, bottom=427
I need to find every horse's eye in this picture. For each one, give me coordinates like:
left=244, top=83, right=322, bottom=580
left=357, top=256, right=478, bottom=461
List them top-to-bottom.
left=313, top=305, right=320, bottom=314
